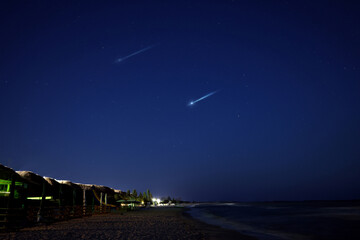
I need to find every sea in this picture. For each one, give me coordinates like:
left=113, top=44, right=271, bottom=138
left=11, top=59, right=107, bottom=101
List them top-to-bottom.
left=187, top=201, right=360, bottom=240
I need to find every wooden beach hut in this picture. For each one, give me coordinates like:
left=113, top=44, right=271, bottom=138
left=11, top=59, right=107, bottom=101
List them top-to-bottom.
left=1, top=164, right=20, bottom=206
left=0, top=165, right=28, bottom=229
left=16, top=171, right=54, bottom=222
left=16, top=171, right=52, bottom=202
left=43, top=177, right=61, bottom=205
left=56, top=181, right=73, bottom=206
left=57, top=181, right=83, bottom=218
left=57, top=181, right=83, bottom=206
left=77, top=184, right=95, bottom=215
left=77, top=184, right=115, bottom=213
left=94, top=185, right=115, bottom=205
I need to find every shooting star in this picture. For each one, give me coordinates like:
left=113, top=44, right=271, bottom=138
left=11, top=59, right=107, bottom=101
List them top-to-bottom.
left=115, top=45, right=154, bottom=63
left=188, top=90, right=219, bottom=106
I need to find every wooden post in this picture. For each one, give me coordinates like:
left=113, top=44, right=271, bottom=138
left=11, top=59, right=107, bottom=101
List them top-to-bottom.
left=5, top=175, right=15, bottom=228
left=6, top=175, right=15, bottom=209
left=37, top=181, right=46, bottom=222
left=58, top=184, right=63, bottom=220
left=59, top=184, right=62, bottom=207
left=72, top=189, right=76, bottom=217
left=72, top=189, right=76, bottom=206
left=83, top=189, right=86, bottom=215
left=100, top=192, right=103, bottom=213
left=92, top=193, right=94, bottom=213
left=105, top=193, right=108, bottom=213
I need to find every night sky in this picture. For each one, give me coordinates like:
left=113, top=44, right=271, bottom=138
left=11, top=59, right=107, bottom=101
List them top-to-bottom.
left=1, top=1, right=359, bottom=202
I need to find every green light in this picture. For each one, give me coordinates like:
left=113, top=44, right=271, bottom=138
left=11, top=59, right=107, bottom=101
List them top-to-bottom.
left=0, top=179, right=24, bottom=186
left=27, top=196, right=53, bottom=200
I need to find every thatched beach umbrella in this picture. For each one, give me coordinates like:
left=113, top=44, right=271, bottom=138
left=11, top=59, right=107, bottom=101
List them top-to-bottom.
left=0, top=164, right=18, bottom=180
left=93, top=185, right=114, bottom=194
left=113, top=189, right=123, bottom=202
left=114, top=189, right=122, bottom=194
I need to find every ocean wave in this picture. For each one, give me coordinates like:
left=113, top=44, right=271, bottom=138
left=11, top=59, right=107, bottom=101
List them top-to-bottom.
left=188, top=206, right=308, bottom=240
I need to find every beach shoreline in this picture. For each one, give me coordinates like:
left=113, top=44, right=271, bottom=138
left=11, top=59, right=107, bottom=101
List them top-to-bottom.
left=0, top=207, right=256, bottom=240
left=181, top=207, right=257, bottom=240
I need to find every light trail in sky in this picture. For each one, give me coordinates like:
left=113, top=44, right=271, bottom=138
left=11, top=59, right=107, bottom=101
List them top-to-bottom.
left=115, top=45, right=154, bottom=63
left=188, top=90, right=218, bottom=106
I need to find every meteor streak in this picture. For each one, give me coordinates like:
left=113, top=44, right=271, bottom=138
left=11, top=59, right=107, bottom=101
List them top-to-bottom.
left=115, top=45, right=154, bottom=63
left=188, top=90, right=218, bottom=106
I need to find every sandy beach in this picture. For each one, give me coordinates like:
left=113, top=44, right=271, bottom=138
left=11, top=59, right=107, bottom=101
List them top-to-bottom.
left=0, top=207, right=256, bottom=240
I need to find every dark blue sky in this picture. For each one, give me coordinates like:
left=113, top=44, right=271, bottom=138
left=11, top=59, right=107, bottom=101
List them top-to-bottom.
left=1, top=1, right=359, bottom=201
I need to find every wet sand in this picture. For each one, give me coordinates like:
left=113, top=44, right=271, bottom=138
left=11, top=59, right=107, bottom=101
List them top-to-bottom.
left=0, top=207, right=256, bottom=240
